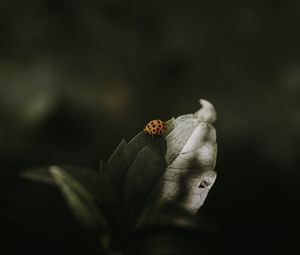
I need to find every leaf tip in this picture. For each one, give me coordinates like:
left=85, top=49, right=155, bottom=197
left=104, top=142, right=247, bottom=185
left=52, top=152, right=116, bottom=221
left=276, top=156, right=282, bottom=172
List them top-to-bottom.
left=195, top=99, right=217, bottom=123
left=107, top=139, right=127, bottom=166
left=99, top=160, right=106, bottom=175
left=49, top=165, right=60, bottom=175
left=21, top=166, right=54, bottom=185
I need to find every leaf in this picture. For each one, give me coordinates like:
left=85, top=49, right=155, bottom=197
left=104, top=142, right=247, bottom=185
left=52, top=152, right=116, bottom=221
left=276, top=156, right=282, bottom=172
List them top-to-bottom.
left=105, top=98, right=218, bottom=228
left=105, top=139, right=128, bottom=198
left=22, top=165, right=115, bottom=253
left=22, top=165, right=121, bottom=225
left=21, top=166, right=55, bottom=185
left=48, top=166, right=113, bottom=253
left=48, top=166, right=106, bottom=230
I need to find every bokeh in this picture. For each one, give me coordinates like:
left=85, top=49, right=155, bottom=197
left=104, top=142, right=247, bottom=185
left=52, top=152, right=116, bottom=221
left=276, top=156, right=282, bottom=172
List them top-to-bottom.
left=1, top=1, right=299, bottom=254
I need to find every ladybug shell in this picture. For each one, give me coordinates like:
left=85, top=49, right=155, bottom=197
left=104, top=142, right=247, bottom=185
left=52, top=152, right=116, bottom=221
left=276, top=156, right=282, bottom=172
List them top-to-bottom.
left=144, top=119, right=166, bottom=136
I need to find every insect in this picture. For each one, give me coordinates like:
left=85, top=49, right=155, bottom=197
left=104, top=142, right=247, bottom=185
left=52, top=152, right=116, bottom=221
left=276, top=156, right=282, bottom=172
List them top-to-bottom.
left=144, top=119, right=167, bottom=137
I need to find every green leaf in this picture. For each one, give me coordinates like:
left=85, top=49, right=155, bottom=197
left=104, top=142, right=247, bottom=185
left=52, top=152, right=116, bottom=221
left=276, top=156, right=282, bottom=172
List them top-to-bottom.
left=106, top=98, right=218, bottom=228
left=106, top=139, right=128, bottom=197
left=22, top=165, right=121, bottom=252
left=21, top=166, right=55, bottom=185
left=48, top=166, right=106, bottom=230
left=48, top=166, right=113, bottom=253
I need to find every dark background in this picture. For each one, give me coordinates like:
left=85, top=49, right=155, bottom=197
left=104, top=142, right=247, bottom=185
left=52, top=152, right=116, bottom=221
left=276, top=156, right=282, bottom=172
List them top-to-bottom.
left=0, top=0, right=299, bottom=254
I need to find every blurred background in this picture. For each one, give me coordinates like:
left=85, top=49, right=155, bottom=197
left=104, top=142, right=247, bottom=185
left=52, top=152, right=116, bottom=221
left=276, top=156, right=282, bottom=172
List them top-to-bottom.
left=0, top=0, right=299, bottom=254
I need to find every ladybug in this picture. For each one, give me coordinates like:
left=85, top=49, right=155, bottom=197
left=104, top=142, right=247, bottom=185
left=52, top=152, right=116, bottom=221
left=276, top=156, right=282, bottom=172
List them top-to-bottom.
left=144, top=119, right=167, bottom=137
